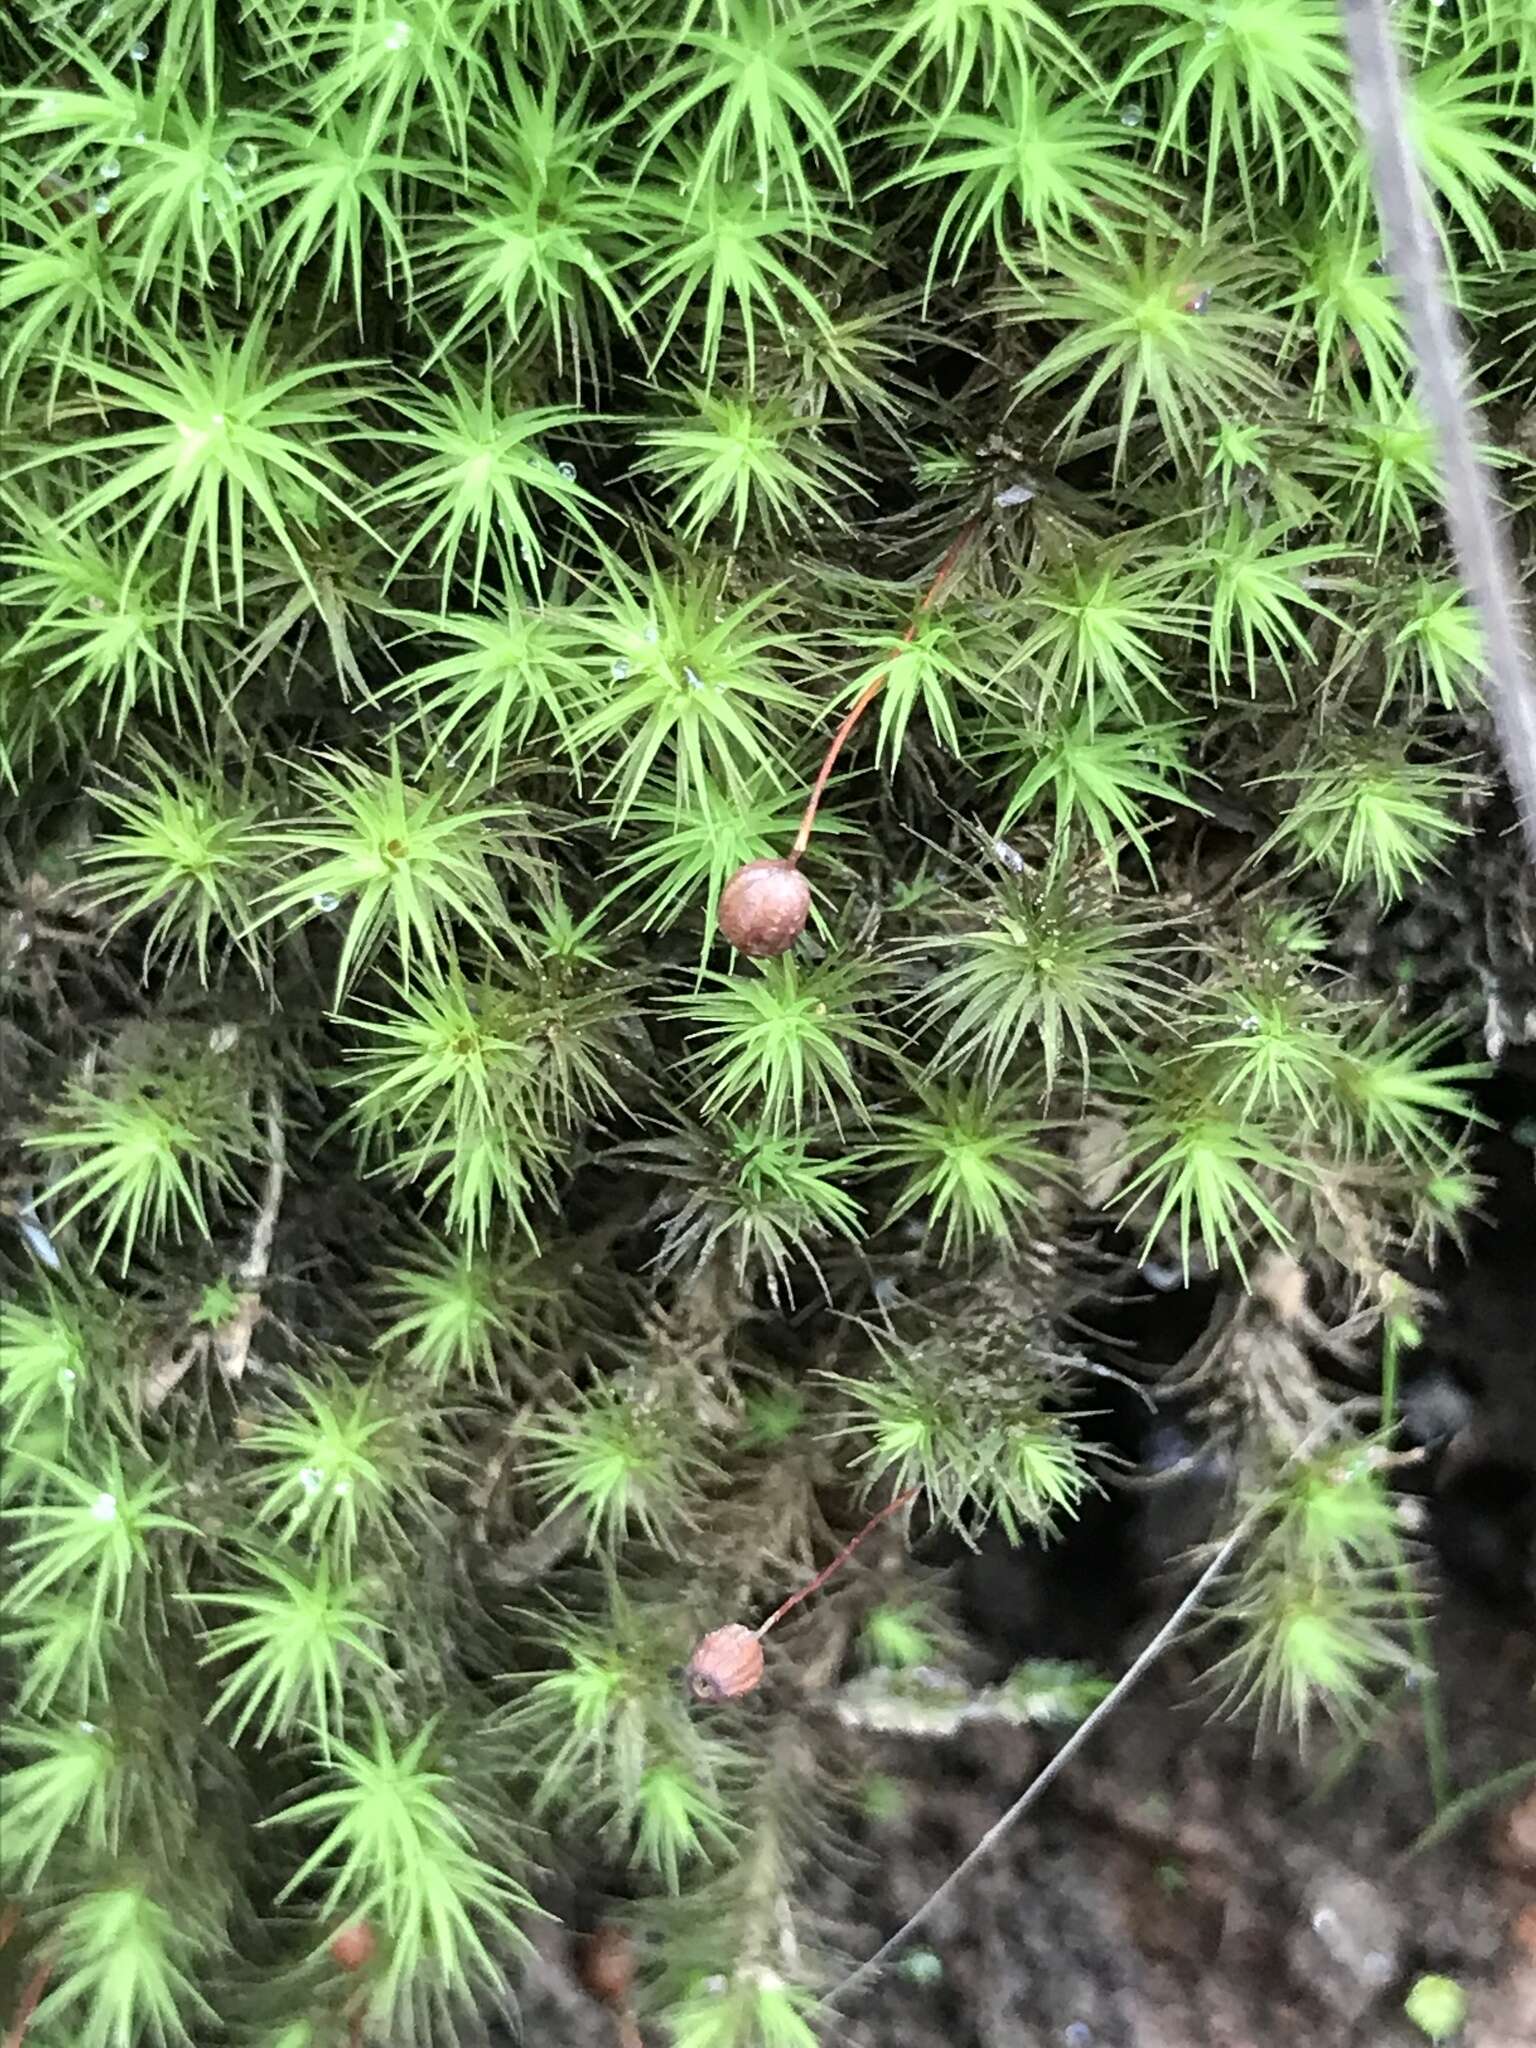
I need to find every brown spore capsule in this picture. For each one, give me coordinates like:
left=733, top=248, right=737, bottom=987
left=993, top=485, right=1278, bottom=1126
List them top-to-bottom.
left=717, top=859, right=810, bottom=958
left=687, top=1622, right=766, bottom=1702
left=329, top=1920, right=376, bottom=1972
left=579, top=1924, right=636, bottom=2007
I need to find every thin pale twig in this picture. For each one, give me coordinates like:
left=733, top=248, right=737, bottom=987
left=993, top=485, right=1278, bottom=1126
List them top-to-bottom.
left=1338, top=0, right=1536, bottom=861
left=144, top=1085, right=287, bottom=1410
left=213, top=1085, right=287, bottom=1382
left=237, top=1087, right=288, bottom=1292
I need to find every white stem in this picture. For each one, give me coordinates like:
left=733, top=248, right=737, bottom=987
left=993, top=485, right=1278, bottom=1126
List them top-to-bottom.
left=1338, top=0, right=1536, bottom=857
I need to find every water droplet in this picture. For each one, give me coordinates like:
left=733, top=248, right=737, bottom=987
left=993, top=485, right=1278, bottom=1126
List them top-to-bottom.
left=384, top=18, right=412, bottom=49
left=129, top=39, right=148, bottom=61
left=38, top=95, right=58, bottom=117
left=1119, top=102, right=1143, bottom=127
left=131, top=128, right=147, bottom=144
left=227, top=140, right=258, bottom=173
left=99, top=157, right=121, bottom=181
left=753, top=178, right=767, bottom=195
left=92, top=194, right=112, bottom=216
left=209, top=411, right=225, bottom=427
left=556, top=459, right=576, bottom=480
left=86, top=594, right=107, bottom=613
left=642, top=621, right=659, bottom=644
left=611, top=658, right=631, bottom=680
left=684, top=665, right=704, bottom=689
left=312, top=890, right=341, bottom=912
left=1239, top=1014, right=1260, bottom=1033
left=299, top=1466, right=324, bottom=1496
left=333, top=1477, right=352, bottom=1496
left=90, top=1491, right=118, bottom=1522
left=77, top=1720, right=98, bottom=1735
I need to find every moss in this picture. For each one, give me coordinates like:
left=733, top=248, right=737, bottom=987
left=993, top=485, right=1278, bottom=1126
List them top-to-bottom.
left=1, top=2, right=1531, bottom=2042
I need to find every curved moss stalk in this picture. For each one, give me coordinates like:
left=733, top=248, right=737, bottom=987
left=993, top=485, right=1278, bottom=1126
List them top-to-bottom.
left=787, top=519, right=981, bottom=868
left=754, top=1484, right=920, bottom=1641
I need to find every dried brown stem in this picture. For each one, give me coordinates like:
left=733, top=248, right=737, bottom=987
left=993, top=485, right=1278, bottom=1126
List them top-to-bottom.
left=787, top=520, right=980, bottom=866
left=144, top=1086, right=286, bottom=1410
left=754, top=1485, right=920, bottom=1640
left=4, top=1955, right=52, bottom=2048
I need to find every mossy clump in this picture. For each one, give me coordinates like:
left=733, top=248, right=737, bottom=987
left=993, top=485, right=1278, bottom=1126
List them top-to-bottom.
left=1, top=4, right=1530, bottom=2044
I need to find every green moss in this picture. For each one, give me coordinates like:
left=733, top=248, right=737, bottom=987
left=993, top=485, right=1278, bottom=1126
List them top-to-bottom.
left=1, top=2, right=1527, bottom=2041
